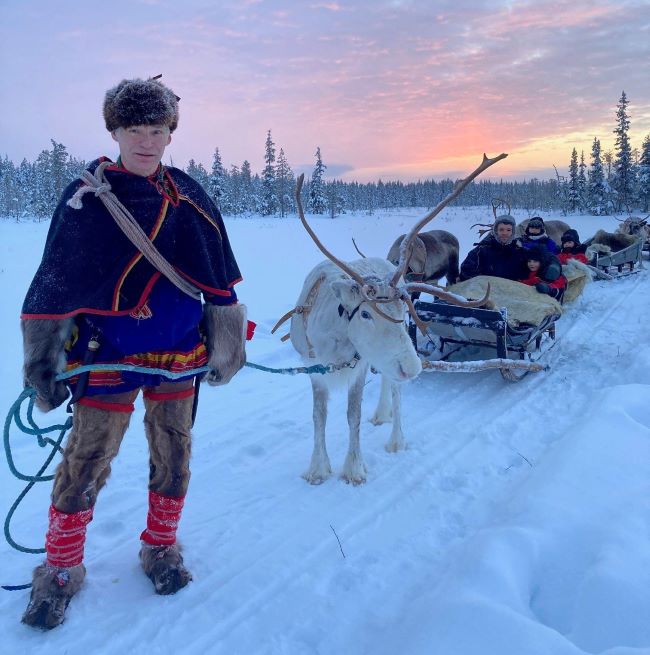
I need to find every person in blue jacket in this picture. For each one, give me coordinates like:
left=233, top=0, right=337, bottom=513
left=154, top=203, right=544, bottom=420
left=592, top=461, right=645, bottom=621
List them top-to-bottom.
left=519, top=216, right=559, bottom=255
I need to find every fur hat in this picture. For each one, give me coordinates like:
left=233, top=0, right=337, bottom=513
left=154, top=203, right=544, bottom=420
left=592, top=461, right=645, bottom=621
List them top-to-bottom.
left=103, top=77, right=179, bottom=132
left=492, top=215, right=516, bottom=243
left=526, top=216, right=545, bottom=234
left=561, top=228, right=580, bottom=245
left=525, top=245, right=546, bottom=262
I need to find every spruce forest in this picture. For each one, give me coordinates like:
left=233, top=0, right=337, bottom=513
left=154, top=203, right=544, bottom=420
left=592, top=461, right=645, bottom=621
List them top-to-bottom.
left=1, top=92, right=648, bottom=221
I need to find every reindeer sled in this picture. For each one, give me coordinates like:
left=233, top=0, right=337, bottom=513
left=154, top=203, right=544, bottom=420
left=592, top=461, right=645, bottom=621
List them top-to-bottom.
left=410, top=276, right=562, bottom=383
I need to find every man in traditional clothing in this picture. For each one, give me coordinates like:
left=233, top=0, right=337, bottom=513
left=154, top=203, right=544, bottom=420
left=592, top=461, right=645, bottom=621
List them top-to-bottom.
left=20, top=77, right=247, bottom=629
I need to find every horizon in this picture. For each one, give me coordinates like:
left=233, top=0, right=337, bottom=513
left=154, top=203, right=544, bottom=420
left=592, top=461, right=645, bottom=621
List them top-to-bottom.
left=1, top=1, right=649, bottom=183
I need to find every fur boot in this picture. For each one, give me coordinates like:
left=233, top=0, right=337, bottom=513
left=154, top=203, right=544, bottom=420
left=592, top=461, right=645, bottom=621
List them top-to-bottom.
left=202, top=303, right=247, bottom=385
left=21, top=317, right=74, bottom=411
left=139, top=543, right=192, bottom=595
left=21, top=563, right=86, bottom=630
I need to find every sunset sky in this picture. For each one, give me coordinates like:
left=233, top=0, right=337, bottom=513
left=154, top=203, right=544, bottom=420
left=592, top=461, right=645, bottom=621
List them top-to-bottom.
left=1, top=0, right=649, bottom=182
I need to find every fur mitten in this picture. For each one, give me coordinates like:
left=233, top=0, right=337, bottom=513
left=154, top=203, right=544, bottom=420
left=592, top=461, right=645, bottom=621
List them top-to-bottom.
left=202, top=303, right=247, bottom=386
left=21, top=318, right=74, bottom=411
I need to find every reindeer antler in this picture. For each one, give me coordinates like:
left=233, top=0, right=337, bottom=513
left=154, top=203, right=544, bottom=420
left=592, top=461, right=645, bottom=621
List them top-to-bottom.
left=390, top=153, right=507, bottom=286
left=295, top=174, right=365, bottom=285
left=491, top=197, right=511, bottom=220
left=351, top=237, right=367, bottom=258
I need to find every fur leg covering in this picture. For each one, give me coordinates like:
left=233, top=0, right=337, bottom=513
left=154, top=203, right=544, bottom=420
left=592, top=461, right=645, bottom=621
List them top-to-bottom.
left=202, top=303, right=247, bottom=386
left=21, top=317, right=74, bottom=411
left=143, top=390, right=193, bottom=497
left=52, top=399, right=133, bottom=513
left=140, top=543, right=192, bottom=595
left=22, top=563, right=86, bottom=630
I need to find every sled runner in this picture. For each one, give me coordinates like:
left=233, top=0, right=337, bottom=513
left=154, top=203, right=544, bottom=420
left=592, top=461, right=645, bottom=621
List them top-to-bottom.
left=410, top=294, right=560, bottom=383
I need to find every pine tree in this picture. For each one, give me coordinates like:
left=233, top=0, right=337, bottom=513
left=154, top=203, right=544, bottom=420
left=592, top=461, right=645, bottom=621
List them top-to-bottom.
left=612, top=91, right=634, bottom=211
left=260, top=130, right=277, bottom=215
left=638, top=134, right=650, bottom=212
left=588, top=137, right=607, bottom=215
left=308, top=146, right=327, bottom=214
left=208, top=147, right=226, bottom=207
left=275, top=148, right=294, bottom=217
left=567, top=148, right=579, bottom=212
left=577, top=150, right=587, bottom=210
left=186, top=159, right=210, bottom=189
left=240, top=160, right=254, bottom=214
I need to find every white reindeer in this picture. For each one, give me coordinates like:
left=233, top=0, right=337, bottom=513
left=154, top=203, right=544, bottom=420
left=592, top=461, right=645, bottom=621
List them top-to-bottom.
left=285, top=154, right=505, bottom=485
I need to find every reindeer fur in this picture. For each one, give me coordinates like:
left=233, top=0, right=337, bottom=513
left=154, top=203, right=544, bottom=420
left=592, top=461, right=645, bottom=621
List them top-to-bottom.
left=387, top=230, right=460, bottom=284
left=290, top=257, right=421, bottom=485
left=202, top=303, right=247, bottom=386
left=21, top=318, right=74, bottom=411
left=22, top=563, right=86, bottom=630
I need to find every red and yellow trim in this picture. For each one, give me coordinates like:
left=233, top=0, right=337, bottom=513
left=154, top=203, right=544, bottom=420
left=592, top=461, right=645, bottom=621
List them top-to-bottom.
left=177, top=194, right=222, bottom=237
left=112, top=200, right=169, bottom=311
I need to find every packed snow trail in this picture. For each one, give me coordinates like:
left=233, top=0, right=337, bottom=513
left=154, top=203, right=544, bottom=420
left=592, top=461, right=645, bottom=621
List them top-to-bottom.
left=1, top=212, right=648, bottom=655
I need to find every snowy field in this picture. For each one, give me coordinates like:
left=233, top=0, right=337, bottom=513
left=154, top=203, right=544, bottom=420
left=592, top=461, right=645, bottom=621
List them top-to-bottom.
left=0, top=206, right=649, bottom=655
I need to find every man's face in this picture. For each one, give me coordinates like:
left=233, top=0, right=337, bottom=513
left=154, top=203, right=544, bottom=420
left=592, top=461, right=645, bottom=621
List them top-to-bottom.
left=112, top=125, right=172, bottom=177
left=495, top=223, right=513, bottom=244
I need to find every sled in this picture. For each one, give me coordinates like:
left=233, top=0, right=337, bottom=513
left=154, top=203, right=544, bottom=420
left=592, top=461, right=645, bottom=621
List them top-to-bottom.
left=591, top=239, right=644, bottom=277
left=410, top=298, right=560, bottom=383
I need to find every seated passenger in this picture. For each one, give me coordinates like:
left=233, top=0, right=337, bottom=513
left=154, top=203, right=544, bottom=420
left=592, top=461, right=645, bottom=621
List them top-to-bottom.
left=459, top=215, right=526, bottom=282
left=520, top=216, right=559, bottom=255
left=557, top=229, right=589, bottom=265
left=519, top=246, right=566, bottom=300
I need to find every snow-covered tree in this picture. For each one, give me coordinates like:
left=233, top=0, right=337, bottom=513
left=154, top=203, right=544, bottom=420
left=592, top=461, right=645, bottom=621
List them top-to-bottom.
left=612, top=91, right=634, bottom=211
left=260, top=130, right=277, bottom=215
left=638, top=134, right=650, bottom=212
left=588, top=137, right=608, bottom=215
left=208, top=147, right=226, bottom=207
left=308, top=147, right=327, bottom=214
left=275, top=148, right=294, bottom=217
left=567, top=148, right=579, bottom=212
left=577, top=150, right=587, bottom=210
left=186, top=159, right=210, bottom=190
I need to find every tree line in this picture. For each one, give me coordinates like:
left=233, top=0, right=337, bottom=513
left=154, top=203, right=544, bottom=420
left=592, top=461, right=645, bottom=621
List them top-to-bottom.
left=561, top=91, right=650, bottom=215
left=1, top=93, right=648, bottom=221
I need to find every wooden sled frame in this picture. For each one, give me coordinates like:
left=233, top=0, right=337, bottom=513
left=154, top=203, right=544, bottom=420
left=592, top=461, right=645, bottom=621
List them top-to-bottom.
left=591, top=239, right=644, bottom=277
left=411, top=299, right=560, bottom=382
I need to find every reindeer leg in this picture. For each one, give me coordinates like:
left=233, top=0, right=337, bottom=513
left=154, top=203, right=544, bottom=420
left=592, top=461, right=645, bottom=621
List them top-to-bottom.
left=341, top=366, right=369, bottom=485
left=370, top=374, right=392, bottom=425
left=303, top=376, right=332, bottom=484
left=385, top=382, right=406, bottom=453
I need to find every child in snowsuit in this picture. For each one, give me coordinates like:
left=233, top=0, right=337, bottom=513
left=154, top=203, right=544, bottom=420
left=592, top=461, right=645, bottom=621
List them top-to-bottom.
left=519, top=216, right=559, bottom=255
left=557, top=229, right=589, bottom=265
left=519, top=246, right=567, bottom=300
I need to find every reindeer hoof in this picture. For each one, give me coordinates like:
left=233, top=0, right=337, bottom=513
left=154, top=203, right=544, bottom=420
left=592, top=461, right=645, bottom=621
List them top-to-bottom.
left=370, top=413, right=391, bottom=426
left=384, top=439, right=406, bottom=453
left=302, top=469, right=332, bottom=485
left=340, top=472, right=367, bottom=486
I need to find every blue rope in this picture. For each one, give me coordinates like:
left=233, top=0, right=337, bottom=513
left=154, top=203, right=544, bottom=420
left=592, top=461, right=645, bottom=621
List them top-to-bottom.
left=2, top=358, right=338, bottom=589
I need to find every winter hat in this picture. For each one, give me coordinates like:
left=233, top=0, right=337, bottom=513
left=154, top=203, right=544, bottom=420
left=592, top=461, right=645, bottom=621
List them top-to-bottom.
left=103, top=77, right=180, bottom=133
left=492, top=214, right=516, bottom=242
left=526, top=216, right=546, bottom=234
left=561, top=229, right=580, bottom=245
left=525, top=245, right=546, bottom=263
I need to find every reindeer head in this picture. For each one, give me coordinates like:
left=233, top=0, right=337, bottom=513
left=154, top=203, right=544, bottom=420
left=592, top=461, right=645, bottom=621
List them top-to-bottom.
left=294, top=153, right=507, bottom=344
left=616, top=215, right=648, bottom=237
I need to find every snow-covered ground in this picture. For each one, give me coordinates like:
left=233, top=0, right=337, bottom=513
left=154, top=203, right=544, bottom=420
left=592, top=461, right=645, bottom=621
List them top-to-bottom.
left=1, top=207, right=649, bottom=655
